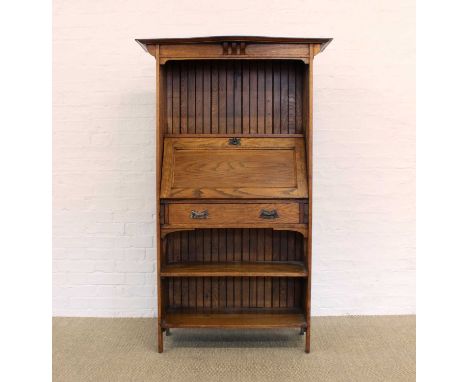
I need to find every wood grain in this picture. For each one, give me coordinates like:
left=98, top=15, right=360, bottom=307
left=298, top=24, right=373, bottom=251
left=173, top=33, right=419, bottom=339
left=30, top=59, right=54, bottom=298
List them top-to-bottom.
left=140, top=38, right=329, bottom=352
left=164, top=61, right=305, bottom=135
left=160, top=137, right=308, bottom=199
left=167, top=203, right=299, bottom=225
left=161, top=262, right=307, bottom=277
left=162, top=312, right=307, bottom=328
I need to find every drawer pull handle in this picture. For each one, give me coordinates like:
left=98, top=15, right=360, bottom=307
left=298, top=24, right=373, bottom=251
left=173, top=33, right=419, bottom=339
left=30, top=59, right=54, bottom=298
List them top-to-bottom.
left=228, top=137, right=241, bottom=146
left=259, top=209, right=279, bottom=219
left=190, top=210, right=209, bottom=219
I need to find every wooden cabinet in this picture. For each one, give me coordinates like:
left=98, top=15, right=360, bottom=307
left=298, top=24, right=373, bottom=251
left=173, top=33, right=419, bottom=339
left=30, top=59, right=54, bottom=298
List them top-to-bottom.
left=136, top=35, right=332, bottom=353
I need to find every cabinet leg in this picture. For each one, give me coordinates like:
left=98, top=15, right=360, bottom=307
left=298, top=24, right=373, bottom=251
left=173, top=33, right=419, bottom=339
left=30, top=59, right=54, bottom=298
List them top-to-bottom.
left=158, top=322, right=164, bottom=353
left=305, top=326, right=310, bottom=353
left=165, top=328, right=171, bottom=336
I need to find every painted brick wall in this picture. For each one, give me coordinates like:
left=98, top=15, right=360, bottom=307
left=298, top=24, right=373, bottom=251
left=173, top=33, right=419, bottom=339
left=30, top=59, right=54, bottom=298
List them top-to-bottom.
left=53, top=0, right=415, bottom=316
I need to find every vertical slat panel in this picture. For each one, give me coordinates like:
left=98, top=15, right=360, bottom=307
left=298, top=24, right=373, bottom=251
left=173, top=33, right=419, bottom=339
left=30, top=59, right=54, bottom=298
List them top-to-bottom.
left=165, top=60, right=305, bottom=136
left=226, top=61, right=234, bottom=134
left=172, top=62, right=180, bottom=133
left=203, top=62, right=211, bottom=133
left=218, top=62, right=227, bottom=133
left=233, top=62, right=242, bottom=134
left=242, top=62, right=250, bottom=134
left=249, top=62, right=258, bottom=134
left=257, top=62, right=265, bottom=134
left=265, top=62, right=273, bottom=134
left=273, top=62, right=281, bottom=134
left=280, top=62, right=289, bottom=133
left=180, top=63, right=188, bottom=133
left=195, top=63, right=203, bottom=133
left=288, top=63, right=296, bottom=134
left=295, top=63, right=303, bottom=134
left=166, top=65, right=173, bottom=133
left=211, top=65, right=219, bottom=134
left=188, top=66, right=196, bottom=133
left=233, top=228, right=242, bottom=309
left=165, top=229, right=305, bottom=312
left=218, top=229, right=227, bottom=309
left=225, top=229, right=233, bottom=308
left=233, top=229, right=242, bottom=262
left=242, top=229, right=250, bottom=308
left=249, top=229, right=257, bottom=307
left=257, top=229, right=265, bottom=307
left=264, top=229, right=272, bottom=308
left=196, top=230, right=204, bottom=310
left=203, top=230, right=211, bottom=262
left=211, top=230, right=219, bottom=311
left=180, top=231, right=187, bottom=262
left=188, top=231, right=196, bottom=308
left=280, top=231, right=288, bottom=261
left=165, top=232, right=172, bottom=263
left=172, top=232, right=180, bottom=263
left=173, top=232, right=181, bottom=307
left=296, top=232, right=302, bottom=261
left=168, top=277, right=173, bottom=308
left=181, top=277, right=188, bottom=309
left=196, top=277, right=204, bottom=312
left=204, top=277, right=211, bottom=310
left=212, top=277, right=219, bottom=312
left=272, top=277, right=280, bottom=308
left=173, top=278, right=181, bottom=309
left=280, top=279, right=288, bottom=308
left=294, top=279, right=302, bottom=307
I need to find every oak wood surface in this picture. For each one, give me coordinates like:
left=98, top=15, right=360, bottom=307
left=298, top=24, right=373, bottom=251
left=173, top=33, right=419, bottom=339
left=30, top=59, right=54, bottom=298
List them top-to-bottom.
left=136, top=36, right=332, bottom=57
left=138, top=36, right=329, bottom=353
left=164, top=61, right=305, bottom=135
left=160, top=137, right=308, bottom=199
left=167, top=203, right=300, bottom=225
left=161, top=262, right=307, bottom=277
left=162, top=312, right=307, bottom=328
left=163, top=313, right=306, bottom=329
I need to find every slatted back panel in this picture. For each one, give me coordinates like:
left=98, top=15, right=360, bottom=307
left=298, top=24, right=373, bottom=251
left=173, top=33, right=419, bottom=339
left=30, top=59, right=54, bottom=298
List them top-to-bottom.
left=165, top=60, right=305, bottom=135
left=165, top=228, right=304, bottom=313
left=165, top=229, right=304, bottom=264
left=166, top=277, right=303, bottom=313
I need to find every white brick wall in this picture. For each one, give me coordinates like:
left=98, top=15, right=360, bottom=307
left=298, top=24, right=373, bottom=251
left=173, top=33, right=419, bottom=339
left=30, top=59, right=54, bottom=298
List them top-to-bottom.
left=53, top=0, right=415, bottom=317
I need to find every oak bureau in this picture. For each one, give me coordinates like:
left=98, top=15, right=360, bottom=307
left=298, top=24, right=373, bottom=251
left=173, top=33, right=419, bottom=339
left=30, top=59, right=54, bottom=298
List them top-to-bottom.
left=135, top=36, right=332, bottom=352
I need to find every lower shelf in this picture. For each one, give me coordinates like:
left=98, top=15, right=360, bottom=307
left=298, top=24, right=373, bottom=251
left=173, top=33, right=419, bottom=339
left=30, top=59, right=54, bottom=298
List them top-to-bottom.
left=161, top=262, right=307, bottom=277
left=162, top=312, right=307, bottom=329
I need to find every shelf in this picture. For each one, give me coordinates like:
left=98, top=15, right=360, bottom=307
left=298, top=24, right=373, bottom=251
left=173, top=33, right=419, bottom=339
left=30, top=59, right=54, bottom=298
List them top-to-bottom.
left=161, top=262, right=307, bottom=277
left=163, top=312, right=307, bottom=329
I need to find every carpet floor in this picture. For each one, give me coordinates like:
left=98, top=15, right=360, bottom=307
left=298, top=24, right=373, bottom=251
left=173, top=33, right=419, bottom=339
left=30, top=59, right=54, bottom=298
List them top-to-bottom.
left=53, top=315, right=415, bottom=382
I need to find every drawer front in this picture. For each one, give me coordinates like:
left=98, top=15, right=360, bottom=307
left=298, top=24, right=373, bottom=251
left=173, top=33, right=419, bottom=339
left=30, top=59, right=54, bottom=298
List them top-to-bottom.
left=167, top=203, right=300, bottom=226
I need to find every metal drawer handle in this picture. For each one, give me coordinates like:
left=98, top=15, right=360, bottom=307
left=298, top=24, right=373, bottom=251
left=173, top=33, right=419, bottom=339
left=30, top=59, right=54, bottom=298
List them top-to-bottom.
left=228, top=137, right=241, bottom=146
left=259, top=209, right=279, bottom=219
left=190, top=210, right=209, bottom=219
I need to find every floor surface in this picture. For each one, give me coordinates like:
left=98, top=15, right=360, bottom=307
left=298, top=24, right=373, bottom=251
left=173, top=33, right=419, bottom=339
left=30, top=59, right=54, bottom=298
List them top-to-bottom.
left=53, top=315, right=415, bottom=382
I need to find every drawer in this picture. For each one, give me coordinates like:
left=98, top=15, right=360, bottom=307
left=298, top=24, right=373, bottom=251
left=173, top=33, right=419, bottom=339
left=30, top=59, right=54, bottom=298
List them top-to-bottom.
left=166, top=203, right=300, bottom=226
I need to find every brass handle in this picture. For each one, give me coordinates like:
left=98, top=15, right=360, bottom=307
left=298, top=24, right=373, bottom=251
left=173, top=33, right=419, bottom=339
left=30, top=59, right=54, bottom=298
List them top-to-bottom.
left=228, top=137, right=241, bottom=146
left=259, top=209, right=279, bottom=219
left=190, top=210, right=209, bottom=219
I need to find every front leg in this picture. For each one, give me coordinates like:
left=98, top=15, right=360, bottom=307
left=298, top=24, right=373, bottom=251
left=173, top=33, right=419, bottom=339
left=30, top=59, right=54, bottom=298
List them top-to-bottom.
left=158, top=321, right=164, bottom=353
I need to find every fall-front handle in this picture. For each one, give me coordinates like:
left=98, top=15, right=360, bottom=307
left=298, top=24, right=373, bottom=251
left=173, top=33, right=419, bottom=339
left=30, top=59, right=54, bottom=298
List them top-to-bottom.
left=259, top=209, right=279, bottom=219
left=190, top=210, right=209, bottom=219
